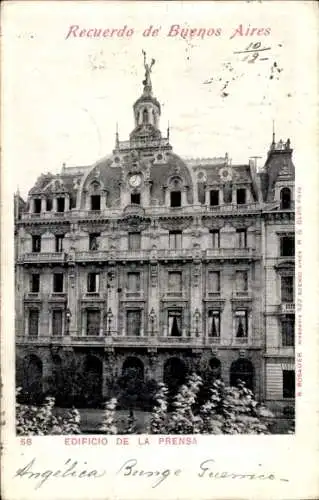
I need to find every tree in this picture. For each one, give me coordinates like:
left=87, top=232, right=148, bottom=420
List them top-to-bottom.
left=199, top=379, right=274, bottom=434
left=148, top=383, right=169, bottom=434
left=16, top=389, right=81, bottom=435
left=100, top=398, right=118, bottom=434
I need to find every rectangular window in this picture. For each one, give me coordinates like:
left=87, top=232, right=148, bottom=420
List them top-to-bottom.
left=236, top=188, right=246, bottom=205
left=210, top=190, right=219, bottom=206
left=170, top=191, right=181, bottom=207
left=131, top=193, right=141, bottom=205
left=91, top=195, right=101, bottom=211
left=69, top=196, right=76, bottom=209
left=56, top=197, right=65, bottom=212
left=34, top=198, right=41, bottom=213
left=46, top=198, right=52, bottom=211
left=210, top=229, right=220, bottom=248
left=236, top=229, right=247, bottom=248
left=169, top=230, right=182, bottom=249
left=128, top=232, right=141, bottom=250
left=89, top=233, right=100, bottom=251
left=32, top=235, right=41, bottom=253
left=55, top=235, right=64, bottom=253
left=280, top=236, right=295, bottom=257
left=168, top=271, right=182, bottom=293
left=208, top=271, right=220, bottom=294
left=236, top=271, right=248, bottom=293
left=87, top=272, right=100, bottom=293
left=127, top=272, right=141, bottom=292
left=53, top=273, right=64, bottom=293
left=30, top=274, right=40, bottom=293
left=281, top=276, right=294, bottom=302
left=28, top=309, right=39, bottom=337
left=52, top=310, right=63, bottom=336
left=86, top=310, right=101, bottom=336
left=126, top=310, right=142, bottom=336
left=168, top=310, right=182, bottom=337
left=208, top=310, right=220, bottom=337
left=235, top=310, right=248, bottom=338
left=282, top=315, right=295, bottom=346
left=283, top=370, right=295, bottom=398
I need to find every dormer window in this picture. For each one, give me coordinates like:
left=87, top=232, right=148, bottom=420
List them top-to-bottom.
left=236, top=188, right=246, bottom=205
left=280, top=188, right=291, bottom=209
left=170, top=191, right=181, bottom=207
left=131, top=193, right=141, bottom=205
left=91, top=195, right=100, bottom=211
left=56, top=197, right=65, bottom=213
left=33, top=198, right=41, bottom=214
left=46, top=198, right=52, bottom=211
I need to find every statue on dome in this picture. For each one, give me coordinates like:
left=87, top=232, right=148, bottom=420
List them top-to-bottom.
left=142, top=50, right=155, bottom=89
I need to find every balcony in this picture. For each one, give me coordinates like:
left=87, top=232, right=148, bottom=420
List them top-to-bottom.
left=117, top=137, right=171, bottom=151
left=205, top=202, right=261, bottom=214
left=205, top=248, right=257, bottom=260
left=18, top=252, right=66, bottom=264
left=48, top=293, right=67, bottom=303
left=280, top=303, right=295, bottom=314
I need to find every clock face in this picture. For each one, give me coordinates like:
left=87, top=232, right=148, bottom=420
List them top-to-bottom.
left=129, top=174, right=142, bottom=187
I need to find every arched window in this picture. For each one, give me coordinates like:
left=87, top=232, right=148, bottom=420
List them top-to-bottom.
left=143, top=108, right=148, bottom=124
left=280, top=188, right=291, bottom=209
left=164, top=357, right=187, bottom=396
left=209, top=357, right=222, bottom=379
left=230, top=358, right=254, bottom=391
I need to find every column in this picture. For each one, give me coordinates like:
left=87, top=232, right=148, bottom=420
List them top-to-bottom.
left=181, top=188, right=188, bottom=206
left=205, top=189, right=210, bottom=205
left=101, top=191, right=106, bottom=210
left=64, top=195, right=70, bottom=212
left=41, top=197, right=46, bottom=213
left=52, top=197, right=57, bottom=212
left=29, top=198, right=34, bottom=213
left=190, top=261, right=203, bottom=340
left=148, top=262, right=159, bottom=337
left=67, top=266, right=77, bottom=336
left=106, top=266, right=118, bottom=335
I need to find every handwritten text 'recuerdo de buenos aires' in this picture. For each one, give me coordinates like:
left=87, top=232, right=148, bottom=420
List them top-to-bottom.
left=65, top=24, right=271, bottom=40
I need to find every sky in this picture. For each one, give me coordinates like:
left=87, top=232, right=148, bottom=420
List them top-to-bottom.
left=2, top=1, right=317, bottom=197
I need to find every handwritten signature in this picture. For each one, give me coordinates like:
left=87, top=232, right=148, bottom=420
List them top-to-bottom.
left=14, top=457, right=289, bottom=490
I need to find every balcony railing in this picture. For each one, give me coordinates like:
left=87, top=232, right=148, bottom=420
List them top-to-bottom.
left=205, top=248, right=257, bottom=259
left=18, top=252, right=66, bottom=264
left=280, top=303, right=295, bottom=314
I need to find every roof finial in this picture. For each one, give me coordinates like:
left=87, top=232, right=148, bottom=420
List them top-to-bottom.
left=142, top=50, right=155, bottom=93
left=272, top=119, right=276, bottom=145
left=167, top=121, right=170, bottom=141
left=115, top=122, right=119, bottom=148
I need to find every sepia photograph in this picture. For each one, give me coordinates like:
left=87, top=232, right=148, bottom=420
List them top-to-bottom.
left=2, top=2, right=318, bottom=499
left=14, top=51, right=295, bottom=437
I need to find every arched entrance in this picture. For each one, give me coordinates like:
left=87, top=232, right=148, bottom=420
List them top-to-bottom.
left=23, top=354, right=43, bottom=403
left=83, top=355, right=103, bottom=407
left=119, top=357, right=145, bottom=409
left=164, top=357, right=188, bottom=397
left=209, top=357, right=222, bottom=379
left=230, top=358, right=254, bottom=391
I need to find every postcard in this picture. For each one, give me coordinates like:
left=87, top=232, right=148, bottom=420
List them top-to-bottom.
left=1, top=1, right=318, bottom=499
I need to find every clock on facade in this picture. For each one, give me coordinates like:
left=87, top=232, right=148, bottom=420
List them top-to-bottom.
left=129, top=174, right=142, bottom=187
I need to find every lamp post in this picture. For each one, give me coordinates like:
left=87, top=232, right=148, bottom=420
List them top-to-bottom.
left=107, top=307, right=113, bottom=336
left=149, top=307, right=156, bottom=336
left=65, top=308, right=72, bottom=335
left=194, top=308, right=200, bottom=337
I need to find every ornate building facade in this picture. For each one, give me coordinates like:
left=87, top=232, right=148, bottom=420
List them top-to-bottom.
left=15, top=57, right=295, bottom=411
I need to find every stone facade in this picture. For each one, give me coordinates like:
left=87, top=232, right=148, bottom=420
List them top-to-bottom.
left=14, top=58, right=295, bottom=408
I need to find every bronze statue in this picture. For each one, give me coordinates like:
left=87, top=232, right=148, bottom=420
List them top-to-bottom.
left=142, top=50, right=155, bottom=88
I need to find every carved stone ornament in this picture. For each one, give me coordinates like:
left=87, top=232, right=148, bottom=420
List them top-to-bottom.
left=118, top=216, right=151, bottom=232
left=159, top=216, right=193, bottom=231
left=201, top=217, right=224, bottom=230
left=229, top=217, right=254, bottom=229
left=150, top=263, right=158, bottom=287
left=192, top=263, right=201, bottom=287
